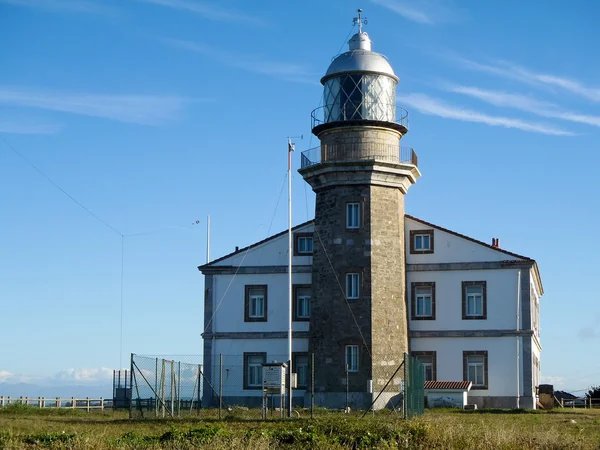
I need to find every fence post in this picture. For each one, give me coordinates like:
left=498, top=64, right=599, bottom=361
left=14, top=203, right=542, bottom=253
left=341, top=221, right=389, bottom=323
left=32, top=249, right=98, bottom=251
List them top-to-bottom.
left=311, top=353, right=314, bottom=419
left=129, top=354, right=134, bottom=419
left=218, top=354, right=223, bottom=420
left=155, top=358, right=159, bottom=417
left=177, top=361, right=181, bottom=417
left=345, top=365, right=349, bottom=412
left=56, top=397, right=60, bottom=408
left=72, top=397, right=76, bottom=409
left=101, top=398, right=104, bottom=412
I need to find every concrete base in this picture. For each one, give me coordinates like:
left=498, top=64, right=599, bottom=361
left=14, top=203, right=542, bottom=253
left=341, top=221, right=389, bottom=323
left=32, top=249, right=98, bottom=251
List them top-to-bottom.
left=308, top=391, right=403, bottom=410
left=467, top=395, right=536, bottom=409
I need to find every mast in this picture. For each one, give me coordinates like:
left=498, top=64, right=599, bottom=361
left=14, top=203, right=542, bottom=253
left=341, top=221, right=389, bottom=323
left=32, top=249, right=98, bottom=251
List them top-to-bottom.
left=287, top=137, right=294, bottom=418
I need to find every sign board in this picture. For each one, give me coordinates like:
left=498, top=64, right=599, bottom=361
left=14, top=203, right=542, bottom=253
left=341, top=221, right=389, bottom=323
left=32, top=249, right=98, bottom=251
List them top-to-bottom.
left=262, top=362, right=286, bottom=395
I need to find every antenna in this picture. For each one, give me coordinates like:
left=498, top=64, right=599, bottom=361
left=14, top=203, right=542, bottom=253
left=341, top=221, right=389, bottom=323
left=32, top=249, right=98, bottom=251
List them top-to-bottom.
left=353, top=8, right=367, bottom=33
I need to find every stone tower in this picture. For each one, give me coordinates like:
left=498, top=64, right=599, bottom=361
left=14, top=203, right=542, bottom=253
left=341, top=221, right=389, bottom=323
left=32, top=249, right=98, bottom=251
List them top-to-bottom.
left=298, top=12, right=420, bottom=408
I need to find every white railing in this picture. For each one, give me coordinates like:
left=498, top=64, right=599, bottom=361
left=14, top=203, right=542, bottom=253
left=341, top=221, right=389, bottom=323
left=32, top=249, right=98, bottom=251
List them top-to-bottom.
left=0, top=396, right=109, bottom=411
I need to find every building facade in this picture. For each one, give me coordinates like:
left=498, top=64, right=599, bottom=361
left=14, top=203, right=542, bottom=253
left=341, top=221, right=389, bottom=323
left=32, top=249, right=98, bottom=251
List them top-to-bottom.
left=199, top=17, right=543, bottom=409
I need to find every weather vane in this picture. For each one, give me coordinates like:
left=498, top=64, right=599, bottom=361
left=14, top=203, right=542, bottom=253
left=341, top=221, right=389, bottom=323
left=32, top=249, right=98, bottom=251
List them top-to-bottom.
left=353, top=8, right=367, bottom=33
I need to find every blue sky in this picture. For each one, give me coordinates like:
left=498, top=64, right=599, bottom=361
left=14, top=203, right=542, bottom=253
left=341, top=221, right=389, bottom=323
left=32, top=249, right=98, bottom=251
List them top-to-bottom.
left=0, top=0, right=598, bottom=394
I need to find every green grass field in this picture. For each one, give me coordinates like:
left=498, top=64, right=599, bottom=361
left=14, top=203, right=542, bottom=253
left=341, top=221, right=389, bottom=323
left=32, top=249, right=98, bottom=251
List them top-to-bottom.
left=1, top=405, right=599, bottom=449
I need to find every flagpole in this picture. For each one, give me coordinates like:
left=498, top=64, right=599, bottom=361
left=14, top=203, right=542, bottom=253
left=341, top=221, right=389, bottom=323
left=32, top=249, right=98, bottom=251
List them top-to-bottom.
left=287, top=137, right=294, bottom=419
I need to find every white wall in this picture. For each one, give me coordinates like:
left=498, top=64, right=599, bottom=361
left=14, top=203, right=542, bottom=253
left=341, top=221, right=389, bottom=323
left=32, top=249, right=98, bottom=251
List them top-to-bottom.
left=405, top=218, right=521, bottom=264
left=213, top=224, right=314, bottom=267
left=408, top=269, right=520, bottom=330
left=211, top=272, right=311, bottom=333
left=410, top=336, right=519, bottom=398
left=211, top=338, right=309, bottom=397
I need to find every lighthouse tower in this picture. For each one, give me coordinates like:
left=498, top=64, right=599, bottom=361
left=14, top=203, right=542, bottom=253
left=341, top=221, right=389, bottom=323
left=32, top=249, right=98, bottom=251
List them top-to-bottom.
left=299, top=11, right=420, bottom=408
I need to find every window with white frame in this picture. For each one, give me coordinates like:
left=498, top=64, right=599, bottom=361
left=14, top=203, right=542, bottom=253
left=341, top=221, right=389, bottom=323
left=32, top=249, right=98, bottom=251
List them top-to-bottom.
left=346, top=202, right=360, bottom=229
left=409, top=229, right=434, bottom=254
left=294, top=233, right=313, bottom=255
left=345, top=273, right=360, bottom=299
left=462, top=281, right=486, bottom=320
left=411, top=282, right=435, bottom=320
left=245, top=285, right=267, bottom=322
left=294, top=286, right=311, bottom=320
left=416, top=287, right=432, bottom=317
left=345, top=345, right=359, bottom=372
left=464, top=351, right=488, bottom=389
left=413, top=352, right=436, bottom=381
left=244, top=353, right=266, bottom=389
left=293, top=353, right=309, bottom=388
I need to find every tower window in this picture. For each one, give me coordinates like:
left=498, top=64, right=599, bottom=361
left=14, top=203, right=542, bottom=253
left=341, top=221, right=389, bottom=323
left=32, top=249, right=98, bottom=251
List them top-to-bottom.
left=346, top=203, right=360, bottom=229
left=409, top=229, right=434, bottom=254
left=294, top=233, right=313, bottom=255
left=345, top=273, right=360, bottom=299
left=462, top=281, right=487, bottom=320
left=411, top=282, right=436, bottom=320
left=245, top=285, right=267, bottom=322
left=293, top=285, right=311, bottom=321
left=345, top=345, right=359, bottom=372
left=412, top=351, right=437, bottom=381
left=463, top=351, right=488, bottom=389
left=243, top=352, right=266, bottom=389
left=293, top=353, right=309, bottom=388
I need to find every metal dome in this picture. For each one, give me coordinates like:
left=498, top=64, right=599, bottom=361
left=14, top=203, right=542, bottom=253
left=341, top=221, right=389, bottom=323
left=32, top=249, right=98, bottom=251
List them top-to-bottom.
left=321, top=32, right=398, bottom=84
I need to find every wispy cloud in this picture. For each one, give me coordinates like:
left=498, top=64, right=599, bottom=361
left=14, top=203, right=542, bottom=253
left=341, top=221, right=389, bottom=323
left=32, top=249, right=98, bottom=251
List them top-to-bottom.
left=0, top=0, right=109, bottom=14
left=135, top=0, right=263, bottom=25
left=370, top=0, right=463, bottom=25
left=164, top=38, right=318, bottom=84
left=454, top=57, right=600, bottom=103
left=448, top=85, right=600, bottom=128
left=0, top=87, right=192, bottom=125
left=400, top=93, right=574, bottom=136
left=0, top=120, right=61, bottom=135
left=578, top=313, right=600, bottom=340
left=0, top=367, right=112, bottom=384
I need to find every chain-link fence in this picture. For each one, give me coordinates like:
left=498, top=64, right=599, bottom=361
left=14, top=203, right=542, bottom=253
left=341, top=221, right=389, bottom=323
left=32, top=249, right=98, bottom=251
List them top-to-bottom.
left=130, top=353, right=423, bottom=420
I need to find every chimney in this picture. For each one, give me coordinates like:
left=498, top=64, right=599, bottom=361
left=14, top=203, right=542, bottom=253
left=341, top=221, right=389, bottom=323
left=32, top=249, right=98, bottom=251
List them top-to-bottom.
left=491, top=238, right=500, bottom=248
left=235, top=246, right=239, bottom=252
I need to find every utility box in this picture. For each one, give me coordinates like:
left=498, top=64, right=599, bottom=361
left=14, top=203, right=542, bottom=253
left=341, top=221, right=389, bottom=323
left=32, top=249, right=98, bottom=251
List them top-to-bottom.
left=262, top=362, right=287, bottom=395
left=537, top=384, right=554, bottom=410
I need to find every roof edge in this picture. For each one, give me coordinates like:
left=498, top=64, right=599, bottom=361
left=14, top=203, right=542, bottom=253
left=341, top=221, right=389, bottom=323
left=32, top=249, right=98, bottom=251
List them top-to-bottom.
left=405, top=214, right=535, bottom=262
left=198, top=219, right=315, bottom=270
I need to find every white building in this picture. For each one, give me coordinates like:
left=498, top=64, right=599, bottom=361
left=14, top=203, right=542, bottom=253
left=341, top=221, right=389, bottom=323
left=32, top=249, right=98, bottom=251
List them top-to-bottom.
left=199, top=13, right=543, bottom=410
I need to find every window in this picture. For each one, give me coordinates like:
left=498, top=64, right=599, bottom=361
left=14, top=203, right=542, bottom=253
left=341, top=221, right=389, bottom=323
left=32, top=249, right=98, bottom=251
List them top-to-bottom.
left=346, top=202, right=360, bottom=229
left=409, top=229, right=434, bottom=254
left=294, top=233, right=313, bottom=255
left=345, top=273, right=360, bottom=299
left=462, top=281, right=487, bottom=320
left=411, top=282, right=435, bottom=320
left=244, top=285, right=267, bottom=322
left=293, top=285, right=311, bottom=321
left=345, top=345, right=359, bottom=372
left=412, top=351, right=436, bottom=381
left=463, top=351, right=488, bottom=390
left=244, top=352, right=266, bottom=389
left=293, top=353, right=309, bottom=389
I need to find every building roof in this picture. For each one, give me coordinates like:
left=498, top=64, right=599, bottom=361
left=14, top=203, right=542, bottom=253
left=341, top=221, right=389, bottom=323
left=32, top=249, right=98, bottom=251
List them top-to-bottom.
left=405, top=214, right=543, bottom=294
left=405, top=214, right=532, bottom=261
left=198, top=215, right=542, bottom=291
left=198, top=220, right=314, bottom=270
left=424, top=381, right=472, bottom=390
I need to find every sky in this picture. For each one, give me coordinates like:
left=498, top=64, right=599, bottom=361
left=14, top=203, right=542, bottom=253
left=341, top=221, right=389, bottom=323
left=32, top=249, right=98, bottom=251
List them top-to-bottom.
left=0, top=0, right=598, bottom=396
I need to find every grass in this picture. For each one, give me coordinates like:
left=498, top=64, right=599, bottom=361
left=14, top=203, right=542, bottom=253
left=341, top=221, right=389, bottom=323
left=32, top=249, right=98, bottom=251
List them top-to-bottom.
left=0, top=405, right=599, bottom=449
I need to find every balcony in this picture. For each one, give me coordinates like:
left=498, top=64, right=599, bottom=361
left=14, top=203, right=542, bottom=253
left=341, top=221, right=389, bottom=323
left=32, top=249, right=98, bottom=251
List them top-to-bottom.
left=311, top=103, right=409, bottom=134
left=300, top=144, right=418, bottom=169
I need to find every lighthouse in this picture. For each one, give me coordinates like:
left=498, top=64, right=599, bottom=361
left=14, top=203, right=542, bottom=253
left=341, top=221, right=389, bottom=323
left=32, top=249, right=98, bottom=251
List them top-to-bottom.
left=299, top=10, right=421, bottom=408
